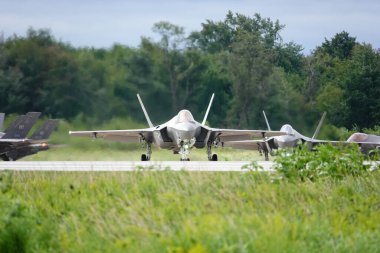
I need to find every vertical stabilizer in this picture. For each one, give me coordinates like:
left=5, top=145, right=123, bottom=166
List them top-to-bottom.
left=202, top=93, right=215, bottom=125
left=137, top=94, right=154, bottom=128
left=262, top=110, right=271, bottom=131
left=2, top=112, right=41, bottom=139
left=312, top=112, right=327, bottom=140
left=0, top=113, right=4, bottom=131
left=3, top=115, right=25, bottom=134
left=31, top=119, right=59, bottom=140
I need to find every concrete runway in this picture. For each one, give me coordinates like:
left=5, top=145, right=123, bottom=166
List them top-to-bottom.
left=0, top=161, right=275, bottom=172
left=0, top=161, right=378, bottom=172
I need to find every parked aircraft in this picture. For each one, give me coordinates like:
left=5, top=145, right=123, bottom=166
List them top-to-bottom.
left=69, top=94, right=285, bottom=161
left=224, top=111, right=326, bottom=160
left=0, top=112, right=59, bottom=161
left=0, top=119, right=59, bottom=161
left=306, top=132, right=380, bottom=156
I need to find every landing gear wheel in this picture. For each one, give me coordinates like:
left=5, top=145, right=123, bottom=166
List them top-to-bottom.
left=141, top=154, right=147, bottom=161
left=212, top=154, right=218, bottom=161
left=180, top=158, right=190, bottom=161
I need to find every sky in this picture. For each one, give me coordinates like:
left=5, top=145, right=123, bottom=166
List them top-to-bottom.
left=1, top=0, right=379, bottom=54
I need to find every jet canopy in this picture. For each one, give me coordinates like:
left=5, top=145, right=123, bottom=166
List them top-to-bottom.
left=177, top=110, right=195, bottom=123
left=280, top=124, right=294, bottom=135
left=347, top=133, right=368, bottom=142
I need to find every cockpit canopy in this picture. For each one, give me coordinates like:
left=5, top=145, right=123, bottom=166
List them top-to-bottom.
left=177, top=110, right=195, bottom=123
left=280, top=124, right=294, bottom=135
left=347, top=133, right=368, bottom=142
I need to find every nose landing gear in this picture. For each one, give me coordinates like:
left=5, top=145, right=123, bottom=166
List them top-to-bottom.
left=177, top=138, right=195, bottom=161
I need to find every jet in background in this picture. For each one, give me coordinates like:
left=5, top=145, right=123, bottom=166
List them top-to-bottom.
left=70, top=94, right=285, bottom=161
left=224, top=111, right=326, bottom=160
left=0, top=112, right=59, bottom=161
left=1, top=119, right=59, bottom=161
left=306, top=132, right=380, bottom=156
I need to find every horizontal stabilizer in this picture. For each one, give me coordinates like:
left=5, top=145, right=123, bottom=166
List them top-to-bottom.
left=31, top=119, right=59, bottom=140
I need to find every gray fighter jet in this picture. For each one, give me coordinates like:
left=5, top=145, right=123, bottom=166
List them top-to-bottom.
left=69, top=94, right=285, bottom=161
left=224, top=111, right=327, bottom=160
left=0, top=119, right=59, bottom=161
left=306, top=132, right=380, bottom=156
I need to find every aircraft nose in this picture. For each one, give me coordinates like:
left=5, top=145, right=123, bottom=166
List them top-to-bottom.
left=170, top=123, right=199, bottom=141
left=176, top=125, right=196, bottom=140
left=275, top=135, right=297, bottom=148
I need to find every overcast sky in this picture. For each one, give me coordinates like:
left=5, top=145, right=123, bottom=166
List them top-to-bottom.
left=1, top=0, right=379, bottom=54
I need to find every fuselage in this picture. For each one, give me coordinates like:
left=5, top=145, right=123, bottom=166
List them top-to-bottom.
left=151, top=110, right=204, bottom=151
left=271, top=124, right=308, bottom=149
left=347, top=133, right=380, bottom=154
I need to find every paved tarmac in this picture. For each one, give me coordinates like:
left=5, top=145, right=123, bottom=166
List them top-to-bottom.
left=0, top=161, right=275, bottom=172
left=0, top=161, right=378, bottom=172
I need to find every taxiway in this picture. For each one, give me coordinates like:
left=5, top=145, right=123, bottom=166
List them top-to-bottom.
left=0, top=161, right=275, bottom=171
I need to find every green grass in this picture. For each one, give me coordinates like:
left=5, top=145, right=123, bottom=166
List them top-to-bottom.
left=1, top=171, right=380, bottom=253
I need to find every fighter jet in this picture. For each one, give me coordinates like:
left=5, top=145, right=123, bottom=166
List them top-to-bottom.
left=69, top=94, right=285, bottom=161
left=224, top=111, right=327, bottom=160
left=0, top=113, right=58, bottom=161
left=0, top=119, right=59, bottom=161
left=306, top=132, right=380, bottom=156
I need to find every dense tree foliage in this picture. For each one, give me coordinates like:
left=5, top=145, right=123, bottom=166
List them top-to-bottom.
left=0, top=12, right=379, bottom=133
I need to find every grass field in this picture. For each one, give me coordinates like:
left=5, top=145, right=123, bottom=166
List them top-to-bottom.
left=2, top=119, right=380, bottom=252
left=1, top=170, right=380, bottom=253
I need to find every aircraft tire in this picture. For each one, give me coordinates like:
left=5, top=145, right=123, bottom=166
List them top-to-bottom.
left=141, top=154, right=147, bottom=161
left=212, top=154, right=218, bottom=161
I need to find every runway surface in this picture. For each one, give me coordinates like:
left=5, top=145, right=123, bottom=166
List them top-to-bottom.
left=0, top=161, right=275, bottom=172
left=0, top=161, right=378, bottom=172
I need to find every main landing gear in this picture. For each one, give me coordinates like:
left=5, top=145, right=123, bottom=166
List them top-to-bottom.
left=141, top=142, right=152, bottom=161
left=207, top=142, right=218, bottom=161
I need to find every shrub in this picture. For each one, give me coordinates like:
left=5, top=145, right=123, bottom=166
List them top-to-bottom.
left=274, top=144, right=370, bottom=181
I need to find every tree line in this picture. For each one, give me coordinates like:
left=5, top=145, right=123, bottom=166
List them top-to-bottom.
left=0, top=11, right=379, bottom=134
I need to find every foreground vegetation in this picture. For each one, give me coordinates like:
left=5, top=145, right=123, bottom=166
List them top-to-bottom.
left=1, top=144, right=380, bottom=252
left=1, top=170, right=380, bottom=253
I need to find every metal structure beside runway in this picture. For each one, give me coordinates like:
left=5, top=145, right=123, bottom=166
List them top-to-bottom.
left=0, top=161, right=275, bottom=172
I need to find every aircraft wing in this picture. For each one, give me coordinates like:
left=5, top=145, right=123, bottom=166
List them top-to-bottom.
left=69, top=128, right=154, bottom=142
left=210, top=129, right=285, bottom=142
left=307, top=139, right=380, bottom=147
left=223, top=140, right=265, bottom=149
